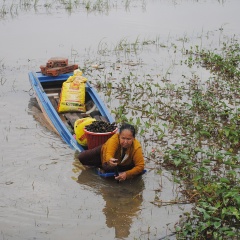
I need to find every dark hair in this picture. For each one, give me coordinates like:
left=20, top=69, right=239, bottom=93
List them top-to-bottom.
left=119, top=123, right=136, bottom=138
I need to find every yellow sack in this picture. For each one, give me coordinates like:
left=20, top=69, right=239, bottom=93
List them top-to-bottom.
left=58, top=69, right=87, bottom=113
left=74, top=117, right=96, bottom=146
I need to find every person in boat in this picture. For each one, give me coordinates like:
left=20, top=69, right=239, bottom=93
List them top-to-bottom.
left=78, top=123, right=145, bottom=182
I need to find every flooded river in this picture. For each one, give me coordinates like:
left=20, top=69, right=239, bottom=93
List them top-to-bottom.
left=0, top=0, right=240, bottom=239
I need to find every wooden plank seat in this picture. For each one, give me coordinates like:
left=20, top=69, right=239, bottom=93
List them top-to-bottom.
left=48, top=96, right=104, bottom=133
left=52, top=98, right=90, bottom=126
left=64, top=112, right=90, bottom=129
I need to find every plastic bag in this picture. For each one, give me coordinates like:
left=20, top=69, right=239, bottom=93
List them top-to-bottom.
left=58, top=69, right=87, bottom=113
left=74, top=117, right=96, bottom=146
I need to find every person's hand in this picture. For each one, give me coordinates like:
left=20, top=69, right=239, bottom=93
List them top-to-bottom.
left=107, top=158, right=118, bottom=167
left=115, top=172, right=127, bottom=182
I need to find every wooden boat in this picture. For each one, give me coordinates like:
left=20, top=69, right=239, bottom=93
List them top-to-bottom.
left=28, top=71, right=115, bottom=152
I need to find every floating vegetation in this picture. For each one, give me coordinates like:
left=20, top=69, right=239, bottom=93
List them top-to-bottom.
left=81, top=34, right=240, bottom=239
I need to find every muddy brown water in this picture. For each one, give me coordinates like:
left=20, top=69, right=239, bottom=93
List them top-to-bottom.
left=0, top=1, right=240, bottom=239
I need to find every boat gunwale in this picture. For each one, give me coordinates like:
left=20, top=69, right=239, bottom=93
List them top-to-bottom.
left=28, top=71, right=115, bottom=152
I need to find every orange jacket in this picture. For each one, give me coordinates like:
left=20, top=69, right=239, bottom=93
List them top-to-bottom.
left=101, top=133, right=145, bottom=179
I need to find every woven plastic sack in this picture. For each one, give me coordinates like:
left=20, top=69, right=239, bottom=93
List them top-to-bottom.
left=58, top=69, right=87, bottom=113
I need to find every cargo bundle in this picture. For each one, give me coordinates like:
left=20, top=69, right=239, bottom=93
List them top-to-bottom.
left=40, top=57, right=78, bottom=76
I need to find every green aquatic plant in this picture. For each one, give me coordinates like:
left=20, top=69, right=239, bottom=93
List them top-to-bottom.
left=68, top=26, right=239, bottom=240
left=82, top=34, right=240, bottom=239
left=172, top=40, right=240, bottom=239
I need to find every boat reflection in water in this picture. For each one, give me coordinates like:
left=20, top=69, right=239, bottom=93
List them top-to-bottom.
left=77, top=167, right=145, bottom=239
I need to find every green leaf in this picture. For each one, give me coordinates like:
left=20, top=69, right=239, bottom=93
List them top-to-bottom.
left=136, top=117, right=141, bottom=125
left=224, top=128, right=230, bottom=137
left=139, top=129, right=145, bottom=136
left=200, top=130, right=211, bottom=137
left=179, top=153, right=189, bottom=159
left=173, top=159, right=182, bottom=167
left=203, top=159, right=211, bottom=164
left=199, top=167, right=208, bottom=173
left=227, top=170, right=237, bottom=177
left=220, top=178, right=230, bottom=184
left=234, top=195, right=240, bottom=205
left=229, top=206, right=240, bottom=219
left=196, top=207, right=205, bottom=213
left=221, top=207, right=227, bottom=217
left=203, top=211, right=211, bottom=220
left=213, top=221, right=221, bottom=229
left=175, top=226, right=181, bottom=232
left=225, top=230, right=237, bottom=237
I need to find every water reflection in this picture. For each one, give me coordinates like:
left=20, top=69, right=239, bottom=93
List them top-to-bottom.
left=28, top=97, right=57, bottom=133
left=77, top=168, right=145, bottom=239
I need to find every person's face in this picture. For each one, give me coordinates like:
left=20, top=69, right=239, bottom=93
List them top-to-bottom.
left=119, top=129, right=134, bottom=148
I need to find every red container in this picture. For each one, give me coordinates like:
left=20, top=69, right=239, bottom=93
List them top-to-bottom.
left=84, top=128, right=118, bottom=149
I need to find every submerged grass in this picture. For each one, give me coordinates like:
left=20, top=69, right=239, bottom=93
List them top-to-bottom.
left=0, top=0, right=147, bottom=18
left=81, top=33, right=240, bottom=239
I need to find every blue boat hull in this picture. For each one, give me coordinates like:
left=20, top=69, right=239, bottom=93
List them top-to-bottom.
left=28, top=71, right=115, bottom=152
left=97, top=169, right=147, bottom=178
